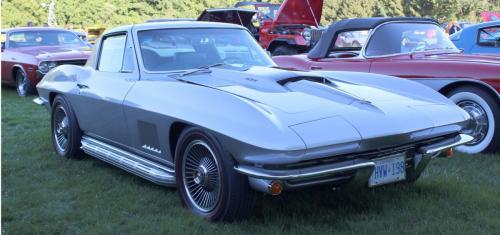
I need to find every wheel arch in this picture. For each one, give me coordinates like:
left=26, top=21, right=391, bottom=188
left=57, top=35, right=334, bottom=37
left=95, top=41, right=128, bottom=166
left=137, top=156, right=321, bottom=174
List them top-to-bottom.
left=267, top=39, right=301, bottom=53
left=11, top=64, right=27, bottom=82
left=438, top=80, right=500, bottom=102
left=169, top=121, right=190, bottom=160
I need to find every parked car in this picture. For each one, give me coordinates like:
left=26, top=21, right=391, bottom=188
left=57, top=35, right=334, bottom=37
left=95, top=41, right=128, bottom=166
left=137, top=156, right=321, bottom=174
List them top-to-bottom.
left=233, top=0, right=324, bottom=55
left=197, top=8, right=259, bottom=38
left=481, top=11, right=500, bottom=22
left=273, top=17, right=500, bottom=154
left=34, top=21, right=472, bottom=221
left=450, top=21, right=500, bottom=54
left=85, top=26, right=106, bottom=45
left=1, top=27, right=91, bottom=96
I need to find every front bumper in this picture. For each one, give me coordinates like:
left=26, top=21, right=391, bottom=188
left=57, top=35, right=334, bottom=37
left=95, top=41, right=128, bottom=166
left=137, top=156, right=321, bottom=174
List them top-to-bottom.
left=236, top=134, right=473, bottom=194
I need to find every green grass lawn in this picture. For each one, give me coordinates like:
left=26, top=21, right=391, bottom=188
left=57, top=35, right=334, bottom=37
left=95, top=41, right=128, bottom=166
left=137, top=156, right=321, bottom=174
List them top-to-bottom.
left=1, top=88, right=499, bottom=234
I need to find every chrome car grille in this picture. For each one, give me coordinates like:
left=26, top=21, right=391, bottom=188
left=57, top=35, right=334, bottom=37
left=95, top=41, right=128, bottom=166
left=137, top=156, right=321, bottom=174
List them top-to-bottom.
left=310, top=28, right=325, bottom=46
left=56, top=59, right=87, bottom=66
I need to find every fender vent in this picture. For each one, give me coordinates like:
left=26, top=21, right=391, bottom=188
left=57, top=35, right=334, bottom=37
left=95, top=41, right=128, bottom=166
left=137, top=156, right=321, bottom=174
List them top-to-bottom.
left=138, top=121, right=161, bottom=154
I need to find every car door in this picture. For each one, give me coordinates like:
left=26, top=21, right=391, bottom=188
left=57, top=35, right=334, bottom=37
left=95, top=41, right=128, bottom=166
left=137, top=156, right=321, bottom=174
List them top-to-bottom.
left=470, top=26, right=500, bottom=54
left=1, top=31, right=15, bottom=85
left=72, top=32, right=138, bottom=146
left=309, top=56, right=371, bottom=72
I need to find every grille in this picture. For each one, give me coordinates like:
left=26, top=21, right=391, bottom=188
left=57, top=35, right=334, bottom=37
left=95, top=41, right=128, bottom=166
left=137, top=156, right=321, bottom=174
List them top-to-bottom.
left=310, top=28, right=325, bottom=46
left=56, top=59, right=87, bottom=66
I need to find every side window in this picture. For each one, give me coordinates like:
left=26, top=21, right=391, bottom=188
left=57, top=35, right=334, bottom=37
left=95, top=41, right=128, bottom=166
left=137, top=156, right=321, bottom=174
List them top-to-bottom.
left=478, top=27, right=500, bottom=47
left=332, top=30, right=369, bottom=50
left=1, top=32, right=6, bottom=50
left=98, top=34, right=126, bottom=72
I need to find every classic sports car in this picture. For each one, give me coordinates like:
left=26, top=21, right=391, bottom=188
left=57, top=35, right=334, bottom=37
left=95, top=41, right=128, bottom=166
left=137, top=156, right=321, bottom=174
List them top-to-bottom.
left=274, top=17, right=500, bottom=154
left=450, top=21, right=500, bottom=54
left=34, top=22, right=472, bottom=221
left=1, top=27, right=91, bottom=96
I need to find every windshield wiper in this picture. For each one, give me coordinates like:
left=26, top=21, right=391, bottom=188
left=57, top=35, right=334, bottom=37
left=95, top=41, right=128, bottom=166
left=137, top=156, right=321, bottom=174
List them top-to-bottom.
left=178, top=63, right=225, bottom=77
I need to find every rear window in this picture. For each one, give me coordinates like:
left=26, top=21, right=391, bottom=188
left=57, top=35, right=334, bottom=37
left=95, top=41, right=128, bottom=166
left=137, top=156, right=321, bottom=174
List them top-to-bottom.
left=478, top=26, right=500, bottom=47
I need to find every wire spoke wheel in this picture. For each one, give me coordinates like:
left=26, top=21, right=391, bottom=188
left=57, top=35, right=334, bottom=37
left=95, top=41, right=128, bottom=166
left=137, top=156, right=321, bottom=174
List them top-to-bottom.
left=458, top=100, right=489, bottom=146
left=53, top=105, right=70, bottom=153
left=182, top=140, right=221, bottom=213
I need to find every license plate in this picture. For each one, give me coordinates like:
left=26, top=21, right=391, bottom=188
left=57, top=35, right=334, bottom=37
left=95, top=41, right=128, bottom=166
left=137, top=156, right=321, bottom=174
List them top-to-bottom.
left=368, top=154, right=406, bottom=187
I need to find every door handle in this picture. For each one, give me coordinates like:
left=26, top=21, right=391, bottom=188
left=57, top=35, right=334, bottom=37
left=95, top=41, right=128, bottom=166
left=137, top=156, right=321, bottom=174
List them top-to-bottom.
left=11, top=57, right=16, bottom=61
left=310, top=66, right=323, bottom=70
left=76, top=83, right=89, bottom=89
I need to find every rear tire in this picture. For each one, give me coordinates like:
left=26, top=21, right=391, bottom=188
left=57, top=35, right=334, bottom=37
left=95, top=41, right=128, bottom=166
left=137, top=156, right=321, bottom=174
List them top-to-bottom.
left=271, top=45, right=298, bottom=56
left=15, top=69, right=35, bottom=97
left=447, top=86, right=499, bottom=153
left=51, top=95, right=83, bottom=158
left=175, top=127, right=255, bottom=222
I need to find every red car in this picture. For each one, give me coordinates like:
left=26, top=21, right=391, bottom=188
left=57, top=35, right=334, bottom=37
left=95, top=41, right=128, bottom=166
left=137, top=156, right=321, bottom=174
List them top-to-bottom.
left=234, top=0, right=323, bottom=55
left=274, top=17, right=500, bottom=154
left=1, top=27, right=91, bottom=96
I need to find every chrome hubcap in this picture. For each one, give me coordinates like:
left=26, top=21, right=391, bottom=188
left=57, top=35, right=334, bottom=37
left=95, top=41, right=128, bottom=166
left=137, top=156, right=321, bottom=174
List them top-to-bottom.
left=16, top=72, right=27, bottom=95
left=458, top=100, right=489, bottom=146
left=54, top=106, right=69, bottom=152
left=182, top=140, right=221, bottom=213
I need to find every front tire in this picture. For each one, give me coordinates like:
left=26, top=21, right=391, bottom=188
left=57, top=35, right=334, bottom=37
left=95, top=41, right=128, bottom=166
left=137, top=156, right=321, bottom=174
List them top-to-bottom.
left=271, top=45, right=298, bottom=56
left=15, top=69, right=35, bottom=97
left=448, top=87, right=500, bottom=154
left=51, top=95, right=83, bottom=158
left=175, top=127, right=255, bottom=222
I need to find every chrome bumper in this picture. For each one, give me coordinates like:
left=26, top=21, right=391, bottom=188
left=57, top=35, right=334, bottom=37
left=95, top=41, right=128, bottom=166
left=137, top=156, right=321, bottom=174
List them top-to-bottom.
left=236, top=134, right=473, bottom=194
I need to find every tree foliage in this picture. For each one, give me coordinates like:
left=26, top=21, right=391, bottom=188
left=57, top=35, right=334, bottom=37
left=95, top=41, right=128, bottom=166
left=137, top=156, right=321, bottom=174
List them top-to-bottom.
left=2, top=0, right=499, bottom=29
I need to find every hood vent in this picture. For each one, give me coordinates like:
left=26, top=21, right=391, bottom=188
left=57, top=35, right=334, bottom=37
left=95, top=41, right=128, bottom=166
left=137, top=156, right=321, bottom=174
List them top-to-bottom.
left=277, top=76, right=337, bottom=87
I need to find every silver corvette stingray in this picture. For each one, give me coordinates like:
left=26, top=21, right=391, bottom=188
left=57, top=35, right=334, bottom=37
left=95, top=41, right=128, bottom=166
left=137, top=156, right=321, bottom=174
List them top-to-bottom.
left=34, top=22, right=473, bottom=221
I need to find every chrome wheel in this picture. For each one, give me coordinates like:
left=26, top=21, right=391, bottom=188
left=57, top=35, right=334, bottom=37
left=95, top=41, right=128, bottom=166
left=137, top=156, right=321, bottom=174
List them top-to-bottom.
left=16, top=71, right=29, bottom=96
left=458, top=100, right=489, bottom=146
left=53, top=105, right=70, bottom=153
left=182, top=140, right=221, bottom=213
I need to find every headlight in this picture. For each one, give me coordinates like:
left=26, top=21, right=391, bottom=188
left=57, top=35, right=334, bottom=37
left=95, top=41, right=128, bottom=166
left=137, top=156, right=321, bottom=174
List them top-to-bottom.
left=302, top=28, right=312, bottom=43
left=38, top=61, right=57, bottom=74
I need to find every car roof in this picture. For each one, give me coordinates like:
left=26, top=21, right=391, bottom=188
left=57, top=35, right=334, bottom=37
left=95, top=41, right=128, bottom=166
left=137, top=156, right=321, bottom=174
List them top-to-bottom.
left=234, top=1, right=280, bottom=7
left=201, top=8, right=258, bottom=13
left=308, top=17, right=438, bottom=59
left=103, top=21, right=246, bottom=35
left=466, top=21, right=499, bottom=30
left=2, top=27, right=75, bottom=33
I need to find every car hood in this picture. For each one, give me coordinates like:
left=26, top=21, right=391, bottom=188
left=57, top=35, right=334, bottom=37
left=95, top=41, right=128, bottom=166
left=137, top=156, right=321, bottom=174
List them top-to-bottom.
left=273, top=0, right=323, bottom=26
left=197, top=8, right=257, bottom=26
left=13, top=45, right=91, bottom=60
left=416, top=52, right=500, bottom=65
left=175, top=66, right=469, bottom=149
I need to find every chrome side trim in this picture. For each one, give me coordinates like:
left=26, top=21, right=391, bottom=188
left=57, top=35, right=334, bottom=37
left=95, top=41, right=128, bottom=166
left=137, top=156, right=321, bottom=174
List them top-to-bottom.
left=33, top=97, right=47, bottom=105
left=418, top=134, right=474, bottom=154
left=81, top=136, right=176, bottom=186
left=235, top=160, right=375, bottom=180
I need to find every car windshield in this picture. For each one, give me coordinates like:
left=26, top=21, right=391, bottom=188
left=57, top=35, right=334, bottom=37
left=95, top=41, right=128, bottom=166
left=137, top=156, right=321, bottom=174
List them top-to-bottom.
left=365, top=23, right=458, bottom=57
left=138, top=28, right=274, bottom=72
left=8, top=30, right=86, bottom=48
